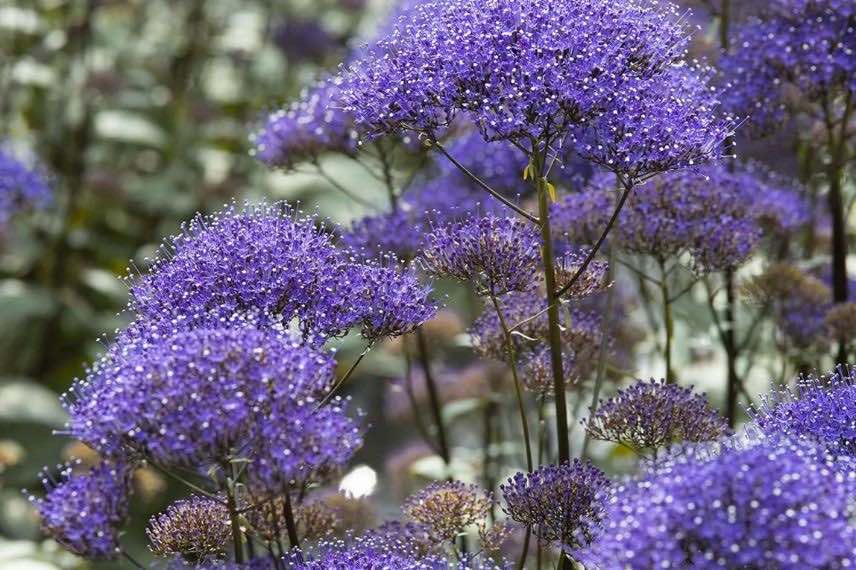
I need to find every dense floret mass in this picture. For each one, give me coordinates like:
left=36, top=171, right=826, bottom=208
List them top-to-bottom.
left=341, top=0, right=691, bottom=142
left=252, top=77, right=357, bottom=169
left=127, top=203, right=435, bottom=344
left=421, top=215, right=541, bottom=296
left=63, top=327, right=362, bottom=486
left=753, top=367, right=856, bottom=455
left=579, top=439, right=856, bottom=568
left=31, top=459, right=133, bottom=559
left=501, top=460, right=609, bottom=551
left=402, top=481, right=492, bottom=542
left=147, top=495, right=231, bottom=560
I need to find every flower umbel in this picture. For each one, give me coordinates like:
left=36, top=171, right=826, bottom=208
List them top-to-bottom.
left=584, top=379, right=731, bottom=454
left=501, top=460, right=609, bottom=551
left=402, top=481, right=492, bottom=543
left=147, top=495, right=231, bottom=562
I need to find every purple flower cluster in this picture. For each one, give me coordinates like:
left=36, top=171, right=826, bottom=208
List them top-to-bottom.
left=341, top=0, right=689, bottom=143
left=722, top=0, right=856, bottom=133
left=575, top=63, right=735, bottom=183
left=252, top=77, right=357, bottom=170
left=0, top=145, right=52, bottom=230
left=554, top=162, right=806, bottom=272
left=127, top=203, right=435, bottom=345
left=421, top=215, right=541, bottom=296
left=356, top=264, right=439, bottom=340
left=469, top=291, right=604, bottom=381
left=63, top=327, right=362, bottom=488
left=753, top=367, right=856, bottom=456
left=584, top=379, right=731, bottom=453
left=248, top=395, right=364, bottom=492
left=579, top=439, right=856, bottom=568
left=30, top=459, right=133, bottom=559
left=501, top=460, right=610, bottom=551
left=402, top=481, right=492, bottom=542
left=147, top=495, right=231, bottom=561
left=284, top=533, right=448, bottom=569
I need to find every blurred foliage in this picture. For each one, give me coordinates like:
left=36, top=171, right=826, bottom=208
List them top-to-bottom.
left=0, top=0, right=380, bottom=565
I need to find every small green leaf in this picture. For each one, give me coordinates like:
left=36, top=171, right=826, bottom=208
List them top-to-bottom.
left=522, top=162, right=534, bottom=181
left=544, top=179, right=557, bottom=202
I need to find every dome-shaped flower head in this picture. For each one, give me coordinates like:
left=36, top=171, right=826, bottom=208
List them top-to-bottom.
left=341, top=0, right=690, bottom=144
left=722, top=1, right=856, bottom=134
left=575, top=63, right=735, bottom=183
left=252, top=77, right=357, bottom=169
left=0, top=145, right=52, bottom=230
left=576, top=164, right=787, bottom=272
left=128, top=202, right=434, bottom=345
left=420, top=215, right=541, bottom=296
left=355, top=263, right=438, bottom=341
left=63, top=326, right=338, bottom=465
left=752, top=367, right=856, bottom=456
left=584, top=379, right=730, bottom=454
left=248, top=395, right=365, bottom=492
left=578, top=439, right=856, bottom=568
left=30, top=459, right=133, bottom=559
left=501, top=460, right=610, bottom=551
left=402, top=481, right=492, bottom=543
left=147, top=495, right=231, bottom=562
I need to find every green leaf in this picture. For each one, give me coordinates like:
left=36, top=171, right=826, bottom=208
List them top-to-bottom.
left=522, top=162, right=534, bottom=181
left=544, top=179, right=557, bottom=202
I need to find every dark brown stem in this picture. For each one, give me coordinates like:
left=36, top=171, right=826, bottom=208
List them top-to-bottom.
left=719, top=0, right=731, bottom=52
left=822, top=91, right=853, bottom=364
left=724, top=270, right=740, bottom=427
left=416, top=329, right=451, bottom=467
left=283, top=490, right=301, bottom=550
